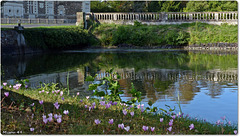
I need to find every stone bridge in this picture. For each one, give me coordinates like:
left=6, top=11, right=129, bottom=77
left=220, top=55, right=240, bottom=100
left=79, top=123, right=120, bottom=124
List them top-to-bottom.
left=77, top=11, right=238, bottom=25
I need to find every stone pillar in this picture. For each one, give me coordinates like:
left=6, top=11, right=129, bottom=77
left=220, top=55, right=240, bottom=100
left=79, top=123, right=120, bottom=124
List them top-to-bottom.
left=190, top=13, right=193, bottom=20
left=215, top=13, right=218, bottom=21
left=114, top=14, right=117, bottom=20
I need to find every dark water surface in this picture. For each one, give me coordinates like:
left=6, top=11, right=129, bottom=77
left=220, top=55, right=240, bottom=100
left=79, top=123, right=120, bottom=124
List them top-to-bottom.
left=2, top=49, right=238, bottom=124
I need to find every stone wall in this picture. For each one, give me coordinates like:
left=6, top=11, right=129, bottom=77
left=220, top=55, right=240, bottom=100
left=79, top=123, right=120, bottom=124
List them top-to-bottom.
left=1, top=30, right=42, bottom=55
left=184, top=43, right=238, bottom=51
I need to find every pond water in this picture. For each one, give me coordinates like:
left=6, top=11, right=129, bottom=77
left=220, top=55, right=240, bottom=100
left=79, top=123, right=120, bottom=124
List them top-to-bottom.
left=1, top=49, right=238, bottom=124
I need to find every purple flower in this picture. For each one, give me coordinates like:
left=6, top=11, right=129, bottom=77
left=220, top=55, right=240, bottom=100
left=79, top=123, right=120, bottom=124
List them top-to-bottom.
left=3, top=82, right=7, bottom=86
left=25, top=85, right=28, bottom=88
left=1, top=86, right=2, bottom=89
left=39, top=91, right=42, bottom=94
left=52, top=91, right=55, bottom=94
left=60, top=91, right=63, bottom=96
left=4, top=92, right=9, bottom=97
left=77, top=92, right=79, bottom=96
left=86, top=96, right=89, bottom=99
left=62, top=97, right=64, bottom=101
left=39, top=100, right=43, bottom=105
left=80, top=100, right=83, bottom=102
left=100, top=101, right=105, bottom=106
left=54, top=102, right=60, bottom=109
left=92, top=102, right=96, bottom=107
left=113, top=102, right=118, bottom=105
left=105, top=103, right=111, bottom=109
left=85, top=105, right=88, bottom=108
left=137, top=105, right=140, bottom=109
left=89, top=106, right=92, bottom=111
left=141, top=108, right=144, bottom=113
left=63, top=110, right=69, bottom=115
left=123, top=110, right=127, bottom=115
left=130, top=111, right=134, bottom=117
left=42, top=114, right=46, bottom=119
left=54, top=114, right=58, bottom=119
left=58, top=115, right=62, bottom=118
left=171, top=115, right=176, bottom=119
left=221, top=116, right=226, bottom=121
left=43, top=118, right=48, bottom=124
left=57, top=118, right=62, bottom=123
left=160, top=118, right=164, bottom=122
left=94, top=119, right=101, bottom=125
left=108, top=119, right=114, bottom=124
left=169, top=119, right=173, bottom=126
left=118, top=123, right=124, bottom=129
left=189, top=124, right=194, bottom=130
left=124, top=126, right=130, bottom=132
left=142, top=126, right=148, bottom=131
left=150, top=127, right=155, bottom=132
left=167, top=127, right=172, bottom=132
left=30, top=128, right=34, bottom=132
left=234, top=130, right=237, bottom=135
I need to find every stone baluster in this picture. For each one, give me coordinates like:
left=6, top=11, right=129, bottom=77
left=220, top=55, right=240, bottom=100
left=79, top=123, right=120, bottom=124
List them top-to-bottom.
left=215, top=13, right=218, bottom=21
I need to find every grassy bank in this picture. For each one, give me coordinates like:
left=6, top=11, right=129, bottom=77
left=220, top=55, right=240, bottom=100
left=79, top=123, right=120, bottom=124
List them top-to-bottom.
left=2, top=22, right=237, bottom=49
left=92, top=22, right=237, bottom=47
left=1, top=81, right=237, bottom=135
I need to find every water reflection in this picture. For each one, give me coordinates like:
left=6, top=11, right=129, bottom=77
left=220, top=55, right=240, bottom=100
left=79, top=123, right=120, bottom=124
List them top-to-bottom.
left=1, top=50, right=238, bottom=123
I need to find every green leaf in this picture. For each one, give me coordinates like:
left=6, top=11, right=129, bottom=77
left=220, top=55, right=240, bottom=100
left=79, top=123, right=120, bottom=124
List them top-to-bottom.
left=85, top=76, right=95, bottom=81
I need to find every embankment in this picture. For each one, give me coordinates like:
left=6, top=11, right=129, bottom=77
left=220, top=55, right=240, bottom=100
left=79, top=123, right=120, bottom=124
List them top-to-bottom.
left=1, top=22, right=237, bottom=55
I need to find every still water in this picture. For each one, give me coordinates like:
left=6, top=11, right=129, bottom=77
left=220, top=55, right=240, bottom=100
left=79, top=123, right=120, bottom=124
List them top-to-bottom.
left=2, top=49, right=238, bottom=124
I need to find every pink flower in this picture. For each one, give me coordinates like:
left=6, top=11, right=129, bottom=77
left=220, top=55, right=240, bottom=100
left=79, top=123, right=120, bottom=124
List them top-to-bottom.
left=3, top=82, right=7, bottom=86
left=60, top=91, right=63, bottom=96
left=4, top=92, right=9, bottom=97
left=77, top=92, right=79, bottom=96
left=86, top=96, right=89, bottom=99
left=39, top=100, right=43, bottom=105
left=54, top=102, right=60, bottom=109
left=30, top=103, right=34, bottom=106
left=85, top=105, right=88, bottom=108
left=63, top=110, right=69, bottom=115
left=130, top=111, right=134, bottom=117
left=54, top=114, right=58, bottom=119
left=171, top=115, right=176, bottom=119
left=221, top=116, right=226, bottom=121
left=57, top=118, right=62, bottom=123
left=160, top=118, right=164, bottom=122
left=94, top=119, right=101, bottom=125
left=108, top=119, right=114, bottom=124
left=216, top=120, right=221, bottom=125
left=228, top=121, right=231, bottom=125
left=118, top=123, right=124, bottom=129
left=189, top=124, right=194, bottom=130
left=124, top=126, right=130, bottom=132
left=142, top=126, right=148, bottom=131
left=150, top=127, right=155, bottom=132
left=167, top=127, right=172, bottom=132
left=30, top=128, right=34, bottom=131
left=234, top=130, right=237, bottom=135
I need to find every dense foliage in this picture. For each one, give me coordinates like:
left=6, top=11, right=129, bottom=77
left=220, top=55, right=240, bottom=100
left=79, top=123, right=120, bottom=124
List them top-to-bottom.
left=91, top=1, right=237, bottom=12
left=93, top=22, right=237, bottom=47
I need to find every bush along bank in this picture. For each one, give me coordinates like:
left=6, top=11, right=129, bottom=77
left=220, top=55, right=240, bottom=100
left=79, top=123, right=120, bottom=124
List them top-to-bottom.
left=92, top=22, right=237, bottom=48
left=22, top=26, right=99, bottom=50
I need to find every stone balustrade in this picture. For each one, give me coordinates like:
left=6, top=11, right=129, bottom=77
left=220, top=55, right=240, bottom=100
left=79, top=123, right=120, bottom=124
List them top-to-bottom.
left=80, top=12, right=238, bottom=25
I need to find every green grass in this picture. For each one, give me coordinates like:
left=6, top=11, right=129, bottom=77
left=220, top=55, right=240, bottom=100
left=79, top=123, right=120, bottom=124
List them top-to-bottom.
left=1, top=83, right=237, bottom=135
